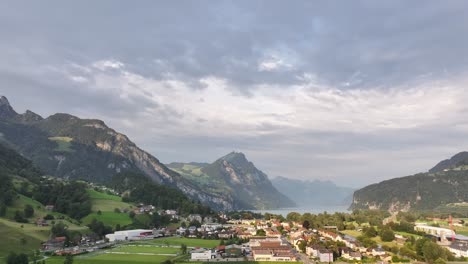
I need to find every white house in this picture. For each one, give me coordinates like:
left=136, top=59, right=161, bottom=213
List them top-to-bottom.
left=318, top=249, right=333, bottom=262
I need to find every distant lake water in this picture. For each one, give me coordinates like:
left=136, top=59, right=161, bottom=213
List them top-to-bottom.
left=250, top=205, right=350, bottom=217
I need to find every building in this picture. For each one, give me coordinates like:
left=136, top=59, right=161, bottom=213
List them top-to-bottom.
left=188, top=214, right=203, bottom=223
left=414, top=224, right=455, bottom=241
left=105, top=229, right=154, bottom=242
left=42, top=237, right=66, bottom=250
left=251, top=240, right=296, bottom=261
left=448, top=242, right=468, bottom=257
left=191, top=249, right=216, bottom=261
left=318, top=249, right=333, bottom=262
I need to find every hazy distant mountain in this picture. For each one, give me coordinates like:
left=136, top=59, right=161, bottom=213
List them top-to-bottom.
left=0, top=96, right=233, bottom=210
left=351, top=151, right=468, bottom=212
left=167, top=152, right=296, bottom=210
left=271, top=176, right=354, bottom=207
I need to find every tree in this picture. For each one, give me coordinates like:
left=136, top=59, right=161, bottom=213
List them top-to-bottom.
left=24, top=204, right=34, bottom=218
left=14, top=211, right=27, bottom=223
left=129, top=211, right=136, bottom=219
left=286, top=212, right=301, bottom=222
left=303, top=220, right=310, bottom=229
left=51, top=222, right=69, bottom=237
left=364, top=226, right=378, bottom=237
left=380, top=228, right=395, bottom=242
left=256, top=229, right=266, bottom=236
left=297, top=240, right=306, bottom=253
left=422, top=241, right=447, bottom=264
left=180, top=244, right=187, bottom=254
left=7, top=252, right=29, bottom=264
left=64, top=254, right=73, bottom=264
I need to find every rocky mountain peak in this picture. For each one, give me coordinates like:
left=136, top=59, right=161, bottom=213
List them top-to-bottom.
left=0, top=96, right=18, bottom=119
left=16, top=110, right=44, bottom=122
left=220, top=151, right=250, bottom=167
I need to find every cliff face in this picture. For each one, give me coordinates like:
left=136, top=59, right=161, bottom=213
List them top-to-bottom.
left=0, top=96, right=233, bottom=210
left=168, top=152, right=296, bottom=210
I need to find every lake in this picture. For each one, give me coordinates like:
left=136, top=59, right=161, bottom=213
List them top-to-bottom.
left=251, top=205, right=350, bottom=217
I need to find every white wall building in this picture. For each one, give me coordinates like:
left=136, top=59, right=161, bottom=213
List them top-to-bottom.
left=105, top=229, right=154, bottom=242
left=191, top=249, right=215, bottom=260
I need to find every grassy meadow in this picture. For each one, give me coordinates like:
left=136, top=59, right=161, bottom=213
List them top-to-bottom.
left=81, top=189, right=133, bottom=228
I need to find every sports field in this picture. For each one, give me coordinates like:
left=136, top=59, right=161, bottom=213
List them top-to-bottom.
left=43, top=237, right=221, bottom=264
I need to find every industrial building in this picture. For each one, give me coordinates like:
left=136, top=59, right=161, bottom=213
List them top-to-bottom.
left=105, top=229, right=154, bottom=242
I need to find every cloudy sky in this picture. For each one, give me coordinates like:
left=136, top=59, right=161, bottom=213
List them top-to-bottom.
left=1, top=0, right=468, bottom=188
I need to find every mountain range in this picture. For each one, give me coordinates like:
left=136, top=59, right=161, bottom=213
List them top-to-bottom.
left=0, top=96, right=292, bottom=211
left=351, top=152, right=468, bottom=212
left=271, top=176, right=354, bottom=207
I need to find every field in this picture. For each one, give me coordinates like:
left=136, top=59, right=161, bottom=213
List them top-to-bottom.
left=48, top=136, right=74, bottom=152
left=81, top=190, right=133, bottom=228
left=148, top=237, right=221, bottom=248
left=41, top=238, right=222, bottom=264
left=44, top=254, right=173, bottom=264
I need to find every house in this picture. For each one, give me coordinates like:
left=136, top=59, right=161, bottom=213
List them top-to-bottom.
left=45, top=205, right=55, bottom=211
left=165, top=209, right=177, bottom=215
left=188, top=214, right=203, bottom=223
left=36, top=218, right=49, bottom=227
left=218, top=231, right=234, bottom=239
left=394, top=234, right=408, bottom=245
left=42, top=236, right=66, bottom=250
left=448, top=242, right=468, bottom=257
left=306, top=245, right=325, bottom=257
left=370, top=247, right=386, bottom=257
left=341, top=248, right=362, bottom=261
left=191, top=249, right=216, bottom=261
left=318, top=249, right=334, bottom=263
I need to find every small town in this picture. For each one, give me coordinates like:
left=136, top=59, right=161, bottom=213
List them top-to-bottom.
left=33, top=205, right=468, bottom=264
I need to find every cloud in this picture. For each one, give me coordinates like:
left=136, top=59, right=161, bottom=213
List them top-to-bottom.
left=1, top=1, right=468, bottom=187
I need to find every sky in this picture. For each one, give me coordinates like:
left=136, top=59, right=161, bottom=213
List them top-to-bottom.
left=1, top=0, right=468, bottom=188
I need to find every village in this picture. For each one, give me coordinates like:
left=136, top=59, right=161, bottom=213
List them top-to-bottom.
left=37, top=207, right=468, bottom=263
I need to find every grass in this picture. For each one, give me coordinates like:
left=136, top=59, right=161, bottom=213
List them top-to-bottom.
left=48, top=137, right=74, bottom=152
left=81, top=189, right=133, bottom=228
left=86, top=189, right=132, bottom=212
left=81, top=212, right=132, bottom=228
left=0, top=222, right=42, bottom=259
left=340, top=230, right=361, bottom=238
left=147, top=237, right=221, bottom=248
left=109, top=245, right=179, bottom=254
left=44, top=254, right=173, bottom=264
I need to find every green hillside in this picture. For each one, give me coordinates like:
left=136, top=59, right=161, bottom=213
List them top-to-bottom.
left=352, top=165, right=468, bottom=212
left=81, top=189, right=133, bottom=228
left=0, top=222, right=42, bottom=261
